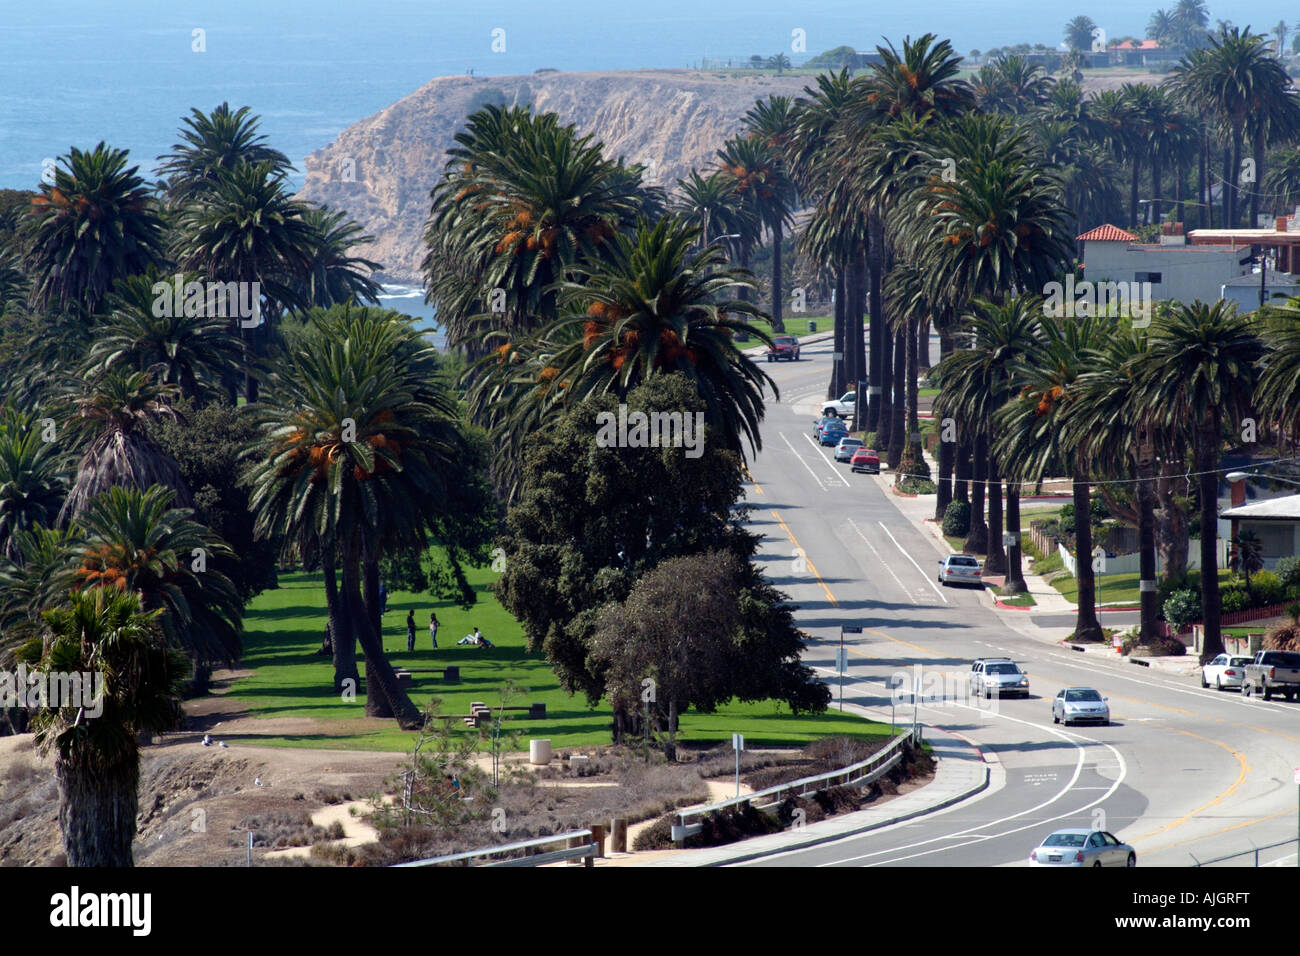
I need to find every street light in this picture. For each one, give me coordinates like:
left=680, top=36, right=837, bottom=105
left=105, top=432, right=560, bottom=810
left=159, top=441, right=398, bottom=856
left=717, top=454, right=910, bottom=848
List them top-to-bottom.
left=1226, top=470, right=1300, bottom=488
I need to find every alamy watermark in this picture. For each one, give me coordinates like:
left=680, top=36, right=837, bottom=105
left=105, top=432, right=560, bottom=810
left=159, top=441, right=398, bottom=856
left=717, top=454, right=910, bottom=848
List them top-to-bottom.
left=151, top=274, right=261, bottom=328
left=1042, top=275, right=1153, bottom=327
left=594, top=404, right=705, bottom=459
left=0, top=664, right=104, bottom=718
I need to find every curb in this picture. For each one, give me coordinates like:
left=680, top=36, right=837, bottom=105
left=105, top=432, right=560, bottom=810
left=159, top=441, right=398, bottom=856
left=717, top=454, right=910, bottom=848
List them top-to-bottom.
left=993, top=599, right=1034, bottom=612
left=692, top=762, right=992, bottom=867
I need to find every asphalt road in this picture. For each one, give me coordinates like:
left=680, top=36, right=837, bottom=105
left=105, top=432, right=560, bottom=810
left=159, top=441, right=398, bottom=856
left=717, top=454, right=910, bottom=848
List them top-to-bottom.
left=740, top=336, right=1300, bottom=867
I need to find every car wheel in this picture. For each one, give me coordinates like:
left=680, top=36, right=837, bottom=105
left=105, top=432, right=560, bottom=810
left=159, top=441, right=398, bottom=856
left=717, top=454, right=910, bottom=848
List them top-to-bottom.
left=1201, top=672, right=1209, bottom=688
left=1215, top=677, right=1222, bottom=691
left=1242, top=683, right=1253, bottom=697
left=1264, top=686, right=1274, bottom=701
left=1288, top=691, right=1297, bottom=702
left=1053, top=712, right=1059, bottom=724
left=1102, top=719, right=1109, bottom=726
left=1126, top=853, right=1136, bottom=867
left=1092, top=860, right=1102, bottom=868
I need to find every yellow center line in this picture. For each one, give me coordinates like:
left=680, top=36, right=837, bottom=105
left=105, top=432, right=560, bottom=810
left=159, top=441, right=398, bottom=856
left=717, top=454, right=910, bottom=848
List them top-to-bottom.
left=770, top=510, right=837, bottom=608
left=1129, top=727, right=1250, bottom=844
left=1140, top=807, right=1294, bottom=856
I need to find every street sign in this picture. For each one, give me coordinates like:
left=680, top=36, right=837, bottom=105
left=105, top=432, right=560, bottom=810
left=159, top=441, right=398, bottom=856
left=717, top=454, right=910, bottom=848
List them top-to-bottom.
left=842, top=625, right=862, bottom=634
left=732, top=733, right=744, bottom=751
left=1293, top=767, right=1300, bottom=784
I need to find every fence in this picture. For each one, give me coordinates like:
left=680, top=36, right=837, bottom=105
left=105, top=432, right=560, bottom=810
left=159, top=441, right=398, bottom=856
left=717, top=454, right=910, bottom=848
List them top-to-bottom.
left=1056, top=539, right=1222, bottom=578
left=671, top=724, right=923, bottom=845
left=393, top=828, right=598, bottom=868
left=1190, top=836, right=1298, bottom=867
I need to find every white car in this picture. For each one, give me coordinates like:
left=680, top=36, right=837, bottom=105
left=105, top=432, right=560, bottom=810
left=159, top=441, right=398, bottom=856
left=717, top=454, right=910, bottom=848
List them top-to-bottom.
left=821, top=391, right=856, bottom=418
left=833, top=437, right=864, bottom=461
left=937, top=554, right=982, bottom=587
left=1201, top=654, right=1254, bottom=691
left=969, top=658, right=1030, bottom=698
left=1052, top=687, right=1110, bottom=726
left=1029, top=829, right=1136, bottom=867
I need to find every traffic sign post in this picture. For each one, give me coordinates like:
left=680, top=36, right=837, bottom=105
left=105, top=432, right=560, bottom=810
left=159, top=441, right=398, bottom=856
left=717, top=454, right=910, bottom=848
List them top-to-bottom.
left=839, top=626, right=861, bottom=713
left=733, top=733, right=745, bottom=798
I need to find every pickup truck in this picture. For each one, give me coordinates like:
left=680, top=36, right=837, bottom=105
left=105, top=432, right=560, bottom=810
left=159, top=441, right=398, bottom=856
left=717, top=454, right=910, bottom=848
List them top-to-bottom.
left=821, top=391, right=857, bottom=418
left=1240, top=650, right=1300, bottom=701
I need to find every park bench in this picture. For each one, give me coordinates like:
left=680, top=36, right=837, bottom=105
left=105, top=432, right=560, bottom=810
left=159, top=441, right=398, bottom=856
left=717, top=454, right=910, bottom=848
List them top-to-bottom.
left=392, top=665, right=460, bottom=685
left=453, top=701, right=547, bottom=728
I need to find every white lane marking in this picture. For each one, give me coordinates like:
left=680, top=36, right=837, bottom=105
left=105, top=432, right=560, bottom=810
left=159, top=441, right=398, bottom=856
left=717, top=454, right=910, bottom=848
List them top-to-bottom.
left=779, top=432, right=826, bottom=491
left=802, top=432, right=851, bottom=487
left=846, top=517, right=921, bottom=606
left=876, top=520, right=949, bottom=604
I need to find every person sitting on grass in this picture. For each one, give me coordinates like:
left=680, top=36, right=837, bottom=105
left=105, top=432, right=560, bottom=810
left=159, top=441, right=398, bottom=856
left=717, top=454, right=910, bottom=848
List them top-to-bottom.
left=457, top=627, right=490, bottom=646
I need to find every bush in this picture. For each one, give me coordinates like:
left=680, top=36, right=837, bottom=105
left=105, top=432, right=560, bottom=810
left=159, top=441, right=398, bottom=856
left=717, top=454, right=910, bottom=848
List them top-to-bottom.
left=898, top=453, right=931, bottom=481
left=899, top=478, right=937, bottom=494
left=1060, top=497, right=1109, bottom=533
left=942, top=501, right=971, bottom=537
left=1275, top=556, right=1300, bottom=589
left=1249, top=570, right=1284, bottom=606
left=1158, top=571, right=1196, bottom=610
left=1220, top=587, right=1250, bottom=613
left=1163, top=589, right=1201, bottom=630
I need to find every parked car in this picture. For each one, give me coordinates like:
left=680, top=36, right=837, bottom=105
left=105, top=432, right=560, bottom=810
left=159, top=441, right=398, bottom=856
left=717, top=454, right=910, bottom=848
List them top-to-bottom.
left=766, top=335, right=800, bottom=362
left=821, top=391, right=856, bottom=417
left=812, top=416, right=840, bottom=439
left=819, top=419, right=849, bottom=445
left=834, top=437, right=864, bottom=461
left=850, top=448, right=880, bottom=474
left=937, top=554, right=981, bottom=586
left=1241, top=650, right=1300, bottom=701
left=1201, top=654, right=1254, bottom=691
left=969, top=659, right=1030, bottom=698
left=1052, top=687, right=1109, bottom=725
left=1028, top=829, right=1135, bottom=867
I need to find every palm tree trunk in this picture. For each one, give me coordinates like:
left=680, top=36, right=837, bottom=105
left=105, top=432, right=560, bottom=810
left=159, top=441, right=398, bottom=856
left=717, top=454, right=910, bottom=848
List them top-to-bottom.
left=1251, top=128, right=1265, bottom=228
left=1226, top=141, right=1238, bottom=227
left=1151, top=149, right=1162, bottom=224
left=1129, top=157, right=1141, bottom=228
left=1175, top=157, right=1185, bottom=227
left=867, top=217, right=885, bottom=432
left=770, top=219, right=784, bottom=333
left=851, top=244, right=868, bottom=426
left=831, top=266, right=846, bottom=398
left=901, top=317, right=923, bottom=473
left=917, top=318, right=931, bottom=372
left=877, top=321, right=893, bottom=449
left=887, top=325, right=906, bottom=469
left=934, top=328, right=954, bottom=521
left=1197, top=423, right=1224, bottom=662
left=964, top=431, right=988, bottom=553
left=954, top=433, right=970, bottom=505
left=985, top=454, right=1007, bottom=574
left=1072, top=459, right=1104, bottom=642
left=1156, top=461, right=1190, bottom=578
left=1136, top=467, right=1159, bottom=643
left=1004, top=485, right=1027, bottom=594
left=341, top=538, right=422, bottom=728
left=323, top=545, right=359, bottom=692
left=56, top=751, right=138, bottom=867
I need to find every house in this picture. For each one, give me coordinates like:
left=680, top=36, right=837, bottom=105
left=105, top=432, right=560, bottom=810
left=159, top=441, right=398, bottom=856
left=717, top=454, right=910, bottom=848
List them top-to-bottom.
left=1107, top=39, right=1178, bottom=67
left=1077, top=223, right=1249, bottom=307
left=1220, top=494, right=1300, bottom=569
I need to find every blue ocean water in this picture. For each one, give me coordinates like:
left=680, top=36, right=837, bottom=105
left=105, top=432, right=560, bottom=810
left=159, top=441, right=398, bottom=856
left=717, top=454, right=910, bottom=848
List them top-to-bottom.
left=3, top=0, right=1291, bottom=194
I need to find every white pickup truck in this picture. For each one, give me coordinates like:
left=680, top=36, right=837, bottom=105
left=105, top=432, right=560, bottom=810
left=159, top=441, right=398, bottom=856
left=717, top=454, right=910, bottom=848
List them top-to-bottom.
left=821, top=391, right=856, bottom=418
left=1241, top=650, right=1300, bottom=701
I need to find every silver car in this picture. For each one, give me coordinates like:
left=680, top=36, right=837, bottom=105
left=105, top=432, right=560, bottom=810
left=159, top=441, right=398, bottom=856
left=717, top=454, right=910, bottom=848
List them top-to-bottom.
left=834, top=437, right=864, bottom=462
left=937, top=554, right=982, bottom=587
left=1201, top=654, right=1254, bottom=691
left=969, top=659, right=1030, bottom=698
left=1053, top=687, right=1110, bottom=726
left=1029, top=829, right=1136, bottom=867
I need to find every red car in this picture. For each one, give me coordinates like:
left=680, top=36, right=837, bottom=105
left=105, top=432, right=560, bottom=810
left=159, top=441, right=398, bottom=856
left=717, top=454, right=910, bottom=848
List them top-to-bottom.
left=766, top=335, right=800, bottom=362
left=850, top=448, right=880, bottom=474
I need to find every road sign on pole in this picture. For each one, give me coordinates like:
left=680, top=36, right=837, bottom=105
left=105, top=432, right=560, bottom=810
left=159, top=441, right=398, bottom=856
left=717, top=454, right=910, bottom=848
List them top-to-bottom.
left=733, top=733, right=744, bottom=797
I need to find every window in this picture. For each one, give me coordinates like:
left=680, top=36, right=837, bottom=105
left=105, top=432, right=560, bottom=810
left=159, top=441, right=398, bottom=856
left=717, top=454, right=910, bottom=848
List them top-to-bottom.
left=1135, top=271, right=1162, bottom=283
left=1088, top=833, right=1106, bottom=848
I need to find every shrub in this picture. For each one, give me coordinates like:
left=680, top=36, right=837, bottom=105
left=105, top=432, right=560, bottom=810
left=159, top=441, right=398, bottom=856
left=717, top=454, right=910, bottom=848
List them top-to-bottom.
left=898, top=454, right=931, bottom=481
left=899, top=478, right=937, bottom=494
left=942, top=501, right=971, bottom=537
left=1275, top=556, right=1300, bottom=589
left=1249, top=570, right=1284, bottom=606
left=1158, top=571, right=1196, bottom=609
left=1220, top=587, right=1250, bottom=613
left=1163, top=589, right=1201, bottom=630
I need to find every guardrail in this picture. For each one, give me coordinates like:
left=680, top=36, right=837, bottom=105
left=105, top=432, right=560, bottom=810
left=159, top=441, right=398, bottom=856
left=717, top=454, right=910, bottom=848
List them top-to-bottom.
left=671, top=724, right=923, bottom=845
left=394, top=828, right=597, bottom=868
left=1190, top=837, right=1298, bottom=867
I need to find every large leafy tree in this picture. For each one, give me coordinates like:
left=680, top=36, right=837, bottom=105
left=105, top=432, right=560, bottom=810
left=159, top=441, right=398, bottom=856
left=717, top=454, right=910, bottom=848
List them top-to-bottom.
left=1065, top=15, right=1099, bottom=52
left=157, top=103, right=292, bottom=205
left=22, top=143, right=165, bottom=315
left=293, top=206, right=384, bottom=308
left=0, top=406, right=67, bottom=558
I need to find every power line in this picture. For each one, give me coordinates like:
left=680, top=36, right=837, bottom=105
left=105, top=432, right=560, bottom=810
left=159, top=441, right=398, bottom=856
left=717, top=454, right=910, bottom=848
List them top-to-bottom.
left=996, top=453, right=1300, bottom=490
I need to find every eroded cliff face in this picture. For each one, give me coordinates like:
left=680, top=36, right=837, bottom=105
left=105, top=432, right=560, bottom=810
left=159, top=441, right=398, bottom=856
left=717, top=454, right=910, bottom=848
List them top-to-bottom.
left=297, top=69, right=810, bottom=283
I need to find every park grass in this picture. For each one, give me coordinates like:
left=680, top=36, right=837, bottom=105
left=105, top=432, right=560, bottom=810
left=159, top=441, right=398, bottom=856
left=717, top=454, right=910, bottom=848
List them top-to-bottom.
left=744, top=316, right=829, bottom=339
left=230, top=557, right=890, bottom=752
left=1051, top=568, right=1235, bottom=607
left=992, top=587, right=1037, bottom=608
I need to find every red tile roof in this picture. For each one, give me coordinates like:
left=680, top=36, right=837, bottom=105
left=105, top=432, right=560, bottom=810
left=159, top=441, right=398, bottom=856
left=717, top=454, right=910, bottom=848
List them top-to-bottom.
left=1110, top=40, right=1161, bottom=50
left=1076, top=224, right=1139, bottom=242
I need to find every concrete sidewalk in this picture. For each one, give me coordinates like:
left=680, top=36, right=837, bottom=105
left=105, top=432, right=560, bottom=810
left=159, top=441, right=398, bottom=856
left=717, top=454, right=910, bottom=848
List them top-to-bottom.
left=639, top=722, right=991, bottom=867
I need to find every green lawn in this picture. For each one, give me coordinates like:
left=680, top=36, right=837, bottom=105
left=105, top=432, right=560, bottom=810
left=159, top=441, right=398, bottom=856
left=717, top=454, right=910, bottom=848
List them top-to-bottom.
left=743, top=316, right=829, bottom=339
left=229, top=557, right=891, bottom=752
left=1051, top=568, right=1235, bottom=607
left=992, top=588, right=1037, bottom=607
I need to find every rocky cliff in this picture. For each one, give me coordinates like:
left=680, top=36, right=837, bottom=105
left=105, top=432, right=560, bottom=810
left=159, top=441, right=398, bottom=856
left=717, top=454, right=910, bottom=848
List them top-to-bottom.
left=297, top=70, right=811, bottom=283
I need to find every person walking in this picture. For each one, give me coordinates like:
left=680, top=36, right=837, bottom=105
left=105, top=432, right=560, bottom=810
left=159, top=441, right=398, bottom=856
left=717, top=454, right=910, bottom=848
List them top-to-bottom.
left=406, top=610, right=416, bottom=652
left=429, top=612, right=440, bottom=649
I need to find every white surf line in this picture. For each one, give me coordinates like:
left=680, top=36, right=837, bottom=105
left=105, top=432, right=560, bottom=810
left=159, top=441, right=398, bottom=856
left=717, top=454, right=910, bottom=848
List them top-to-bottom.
left=779, top=432, right=827, bottom=492
left=802, top=432, right=852, bottom=486
left=846, top=517, right=920, bottom=606
left=876, top=520, right=949, bottom=604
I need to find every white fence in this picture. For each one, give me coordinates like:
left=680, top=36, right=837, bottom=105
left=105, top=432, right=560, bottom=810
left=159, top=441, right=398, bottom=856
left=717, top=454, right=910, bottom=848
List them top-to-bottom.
left=1058, top=538, right=1227, bottom=577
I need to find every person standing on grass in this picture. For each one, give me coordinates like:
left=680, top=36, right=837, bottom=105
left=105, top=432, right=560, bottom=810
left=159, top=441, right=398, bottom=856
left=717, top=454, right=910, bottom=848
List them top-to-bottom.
left=406, top=610, right=416, bottom=652
left=429, top=612, right=440, bottom=648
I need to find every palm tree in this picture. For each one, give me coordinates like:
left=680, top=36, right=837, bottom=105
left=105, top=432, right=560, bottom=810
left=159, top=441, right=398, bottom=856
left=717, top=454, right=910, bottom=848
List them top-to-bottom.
left=1148, top=10, right=1180, bottom=48
left=1065, top=15, right=1099, bottom=52
left=860, top=33, right=975, bottom=120
left=976, top=56, right=1055, bottom=114
left=1089, top=89, right=1142, bottom=226
left=742, top=96, right=800, bottom=333
left=157, top=103, right=292, bottom=205
left=22, top=143, right=165, bottom=314
left=173, top=160, right=316, bottom=401
left=672, top=170, right=757, bottom=251
left=294, top=206, right=384, bottom=308
left=87, top=274, right=243, bottom=404
left=1256, top=298, right=1300, bottom=441
left=1135, top=301, right=1264, bottom=662
left=59, top=369, right=192, bottom=522
left=0, top=408, right=67, bottom=558
left=73, top=484, right=243, bottom=667
left=0, top=525, right=80, bottom=640
left=12, top=587, right=187, bottom=866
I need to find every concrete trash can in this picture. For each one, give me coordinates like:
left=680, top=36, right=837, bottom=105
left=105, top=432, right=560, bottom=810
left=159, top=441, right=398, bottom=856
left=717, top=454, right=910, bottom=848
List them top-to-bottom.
left=529, top=739, right=552, bottom=765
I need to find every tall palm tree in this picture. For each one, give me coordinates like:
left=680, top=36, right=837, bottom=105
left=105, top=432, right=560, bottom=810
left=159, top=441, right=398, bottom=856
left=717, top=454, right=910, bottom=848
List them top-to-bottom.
left=975, top=55, right=1056, bottom=114
left=742, top=96, right=800, bottom=332
left=157, top=103, right=292, bottom=205
left=23, top=143, right=165, bottom=314
left=673, top=170, right=756, bottom=251
left=292, top=206, right=383, bottom=308
left=87, top=273, right=243, bottom=404
left=1256, top=298, right=1300, bottom=441
left=1135, top=301, right=1264, bottom=661
left=59, top=369, right=192, bottom=523
left=0, top=408, right=67, bottom=558
left=73, top=484, right=243, bottom=667
left=12, top=587, right=187, bottom=866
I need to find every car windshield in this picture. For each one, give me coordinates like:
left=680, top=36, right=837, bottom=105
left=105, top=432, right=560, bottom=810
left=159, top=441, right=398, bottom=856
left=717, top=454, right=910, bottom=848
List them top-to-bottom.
left=774, top=337, right=796, bottom=345
left=840, top=438, right=862, bottom=446
left=949, top=557, right=977, bottom=567
left=1267, top=652, right=1300, bottom=667
left=1230, top=657, right=1253, bottom=666
left=986, top=663, right=1021, bottom=675
left=1065, top=689, right=1102, bottom=702
left=1042, top=832, right=1087, bottom=847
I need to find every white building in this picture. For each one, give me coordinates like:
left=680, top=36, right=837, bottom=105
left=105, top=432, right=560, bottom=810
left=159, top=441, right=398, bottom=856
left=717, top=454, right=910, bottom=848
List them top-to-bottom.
left=1077, top=224, right=1250, bottom=306
left=1220, top=494, right=1300, bottom=569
